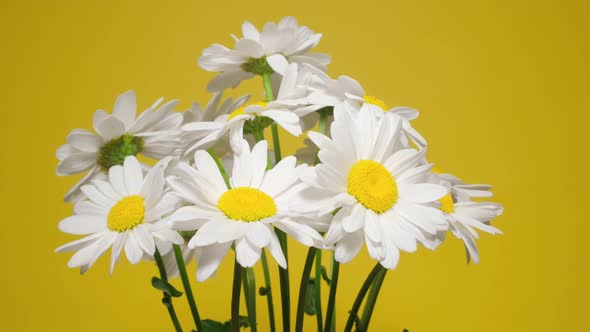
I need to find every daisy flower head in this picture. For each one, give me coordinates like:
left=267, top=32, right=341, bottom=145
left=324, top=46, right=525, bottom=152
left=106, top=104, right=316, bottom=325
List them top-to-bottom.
left=198, top=16, right=330, bottom=92
left=306, top=72, right=427, bottom=147
left=56, top=90, right=183, bottom=202
left=180, top=92, right=250, bottom=160
left=181, top=99, right=302, bottom=158
left=295, top=104, right=448, bottom=269
left=166, top=140, right=324, bottom=281
left=56, top=156, right=184, bottom=274
left=436, top=173, right=503, bottom=264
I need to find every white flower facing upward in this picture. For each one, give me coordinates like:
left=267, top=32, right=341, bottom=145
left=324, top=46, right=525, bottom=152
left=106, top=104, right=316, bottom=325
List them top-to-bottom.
left=198, top=16, right=330, bottom=92
left=56, top=90, right=183, bottom=202
left=181, top=100, right=302, bottom=157
left=295, top=106, right=448, bottom=269
left=166, top=140, right=323, bottom=281
left=56, top=156, right=184, bottom=274
left=437, top=173, right=503, bottom=263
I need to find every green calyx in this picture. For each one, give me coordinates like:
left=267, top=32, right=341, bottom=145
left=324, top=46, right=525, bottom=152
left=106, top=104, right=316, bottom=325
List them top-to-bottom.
left=241, top=57, right=274, bottom=75
left=243, top=116, right=274, bottom=135
left=97, top=134, right=144, bottom=170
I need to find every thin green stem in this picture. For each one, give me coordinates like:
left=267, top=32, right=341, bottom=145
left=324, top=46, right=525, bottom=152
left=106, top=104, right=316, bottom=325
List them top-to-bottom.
left=261, top=72, right=290, bottom=332
left=262, top=72, right=274, bottom=102
left=270, top=124, right=282, bottom=163
left=208, top=149, right=230, bottom=188
left=276, top=229, right=291, bottom=332
left=173, top=245, right=203, bottom=332
left=295, top=247, right=318, bottom=332
left=260, top=249, right=277, bottom=332
left=154, top=250, right=183, bottom=332
left=314, top=250, right=323, bottom=332
left=324, top=255, right=340, bottom=332
left=231, top=260, right=243, bottom=332
left=343, top=263, right=385, bottom=332
left=242, top=267, right=258, bottom=332
left=360, top=269, right=387, bottom=331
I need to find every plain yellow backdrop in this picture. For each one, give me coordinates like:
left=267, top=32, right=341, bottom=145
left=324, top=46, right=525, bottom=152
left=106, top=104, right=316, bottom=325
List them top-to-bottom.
left=0, top=0, right=587, bottom=331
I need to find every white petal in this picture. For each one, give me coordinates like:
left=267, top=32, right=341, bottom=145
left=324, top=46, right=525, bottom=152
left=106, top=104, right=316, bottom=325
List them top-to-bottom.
left=112, top=90, right=137, bottom=130
left=95, top=116, right=126, bottom=141
left=56, top=153, right=97, bottom=176
left=123, top=156, right=143, bottom=195
left=398, top=183, right=447, bottom=203
left=342, top=204, right=366, bottom=233
left=334, top=230, right=364, bottom=263
left=124, top=236, right=143, bottom=264
left=236, top=237, right=262, bottom=267
left=196, top=242, right=232, bottom=281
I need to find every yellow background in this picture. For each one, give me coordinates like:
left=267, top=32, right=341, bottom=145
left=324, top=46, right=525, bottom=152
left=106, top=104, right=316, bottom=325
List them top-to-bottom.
left=0, top=0, right=587, bottom=331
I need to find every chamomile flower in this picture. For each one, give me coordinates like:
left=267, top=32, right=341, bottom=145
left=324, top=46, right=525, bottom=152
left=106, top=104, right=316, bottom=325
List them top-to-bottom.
left=199, top=16, right=330, bottom=92
left=306, top=72, right=426, bottom=147
left=56, top=90, right=183, bottom=202
left=180, top=92, right=250, bottom=160
left=182, top=100, right=302, bottom=157
left=295, top=105, right=448, bottom=269
left=166, top=140, right=323, bottom=281
left=56, top=156, right=184, bottom=274
left=436, top=173, right=503, bottom=263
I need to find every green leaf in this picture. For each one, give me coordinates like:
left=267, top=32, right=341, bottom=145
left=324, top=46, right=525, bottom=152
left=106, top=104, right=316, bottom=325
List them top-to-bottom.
left=151, top=276, right=183, bottom=297
left=304, top=278, right=317, bottom=316
left=258, top=286, right=269, bottom=296
left=201, top=317, right=251, bottom=331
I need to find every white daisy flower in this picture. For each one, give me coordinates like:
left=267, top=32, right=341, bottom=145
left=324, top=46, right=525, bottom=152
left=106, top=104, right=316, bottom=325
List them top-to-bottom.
left=198, top=16, right=330, bottom=92
left=305, top=71, right=427, bottom=147
left=56, top=90, right=183, bottom=202
left=180, top=92, right=250, bottom=160
left=181, top=100, right=302, bottom=157
left=294, top=105, right=448, bottom=269
left=166, top=140, right=323, bottom=281
left=56, top=156, right=184, bottom=274
left=437, top=173, right=503, bottom=263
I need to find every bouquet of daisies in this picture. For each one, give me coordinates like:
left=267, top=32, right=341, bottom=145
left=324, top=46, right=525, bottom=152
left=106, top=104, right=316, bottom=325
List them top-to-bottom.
left=56, top=17, right=503, bottom=332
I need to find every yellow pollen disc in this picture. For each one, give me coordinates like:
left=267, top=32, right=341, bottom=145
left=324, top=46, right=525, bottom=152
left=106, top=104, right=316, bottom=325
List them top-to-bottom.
left=363, top=95, right=389, bottom=110
left=227, top=101, right=268, bottom=121
left=347, top=160, right=398, bottom=214
left=431, top=166, right=442, bottom=174
left=217, top=187, right=277, bottom=222
left=439, top=194, right=455, bottom=214
left=107, top=195, right=145, bottom=232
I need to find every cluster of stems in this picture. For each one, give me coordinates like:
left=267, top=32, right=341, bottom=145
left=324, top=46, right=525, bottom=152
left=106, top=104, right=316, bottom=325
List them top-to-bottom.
left=150, top=73, right=389, bottom=332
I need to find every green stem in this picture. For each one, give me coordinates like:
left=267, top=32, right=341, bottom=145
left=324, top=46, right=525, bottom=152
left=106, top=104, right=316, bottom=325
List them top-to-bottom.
left=261, top=72, right=290, bottom=332
left=262, top=72, right=274, bottom=102
left=270, top=124, right=282, bottom=163
left=208, top=149, right=230, bottom=188
left=276, top=229, right=291, bottom=332
left=173, top=245, right=203, bottom=332
left=295, top=247, right=318, bottom=332
left=260, top=249, right=277, bottom=332
left=154, top=250, right=183, bottom=332
left=314, top=250, right=323, bottom=332
left=324, top=255, right=340, bottom=332
left=231, top=260, right=243, bottom=332
left=343, top=263, right=385, bottom=332
left=242, top=267, right=258, bottom=332
left=360, top=269, right=387, bottom=331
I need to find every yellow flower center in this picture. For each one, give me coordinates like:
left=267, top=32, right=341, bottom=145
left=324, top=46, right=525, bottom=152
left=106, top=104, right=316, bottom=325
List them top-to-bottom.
left=363, top=95, right=388, bottom=110
left=227, top=101, right=268, bottom=121
left=347, top=160, right=398, bottom=214
left=217, top=187, right=277, bottom=222
left=439, top=194, right=455, bottom=214
left=107, top=195, right=145, bottom=232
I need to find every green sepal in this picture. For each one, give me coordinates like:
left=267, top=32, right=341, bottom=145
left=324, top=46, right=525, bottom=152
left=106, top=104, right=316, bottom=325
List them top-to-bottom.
left=151, top=276, right=183, bottom=298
